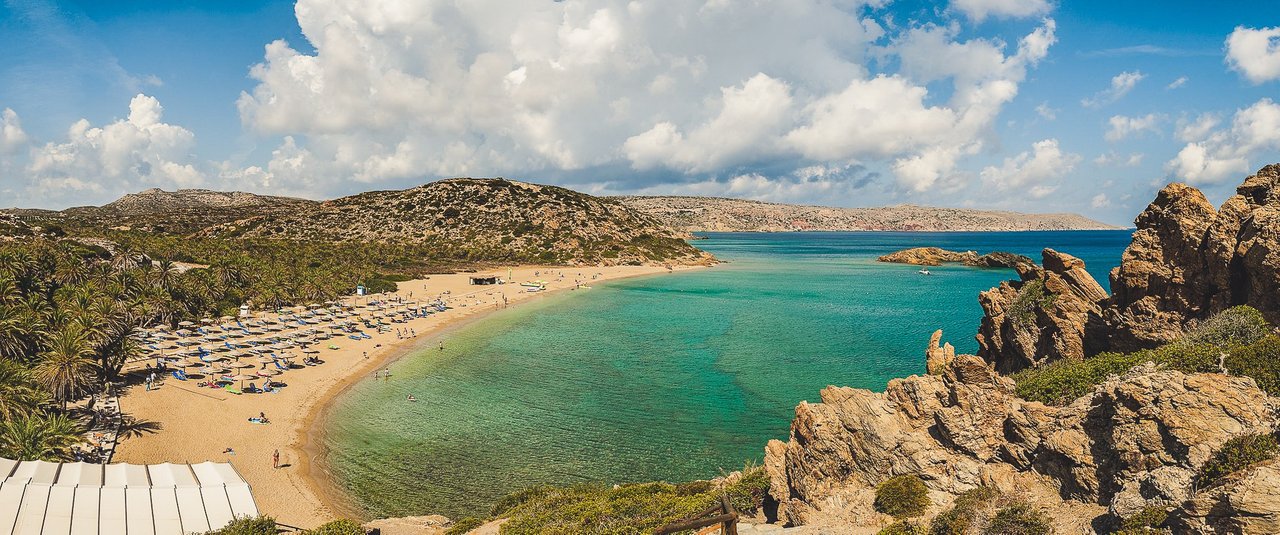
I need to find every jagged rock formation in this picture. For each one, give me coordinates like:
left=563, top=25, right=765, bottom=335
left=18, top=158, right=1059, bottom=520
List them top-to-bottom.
left=975, top=164, right=1280, bottom=372
left=1107, top=164, right=1280, bottom=350
left=205, top=178, right=711, bottom=266
left=615, top=196, right=1121, bottom=232
left=877, top=247, right=1034, bottom=268
left=975, top=249, right=1109, bottom=373
left=764, top=337, right=1279, bottom=532
left=1173, top=460, right=1280, bottom=533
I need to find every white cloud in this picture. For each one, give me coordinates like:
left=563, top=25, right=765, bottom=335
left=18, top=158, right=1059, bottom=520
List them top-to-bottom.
left=231, top=0, right=1056, bottom=197
left=950, top=0, right=1052, bottom=22
left=1225, top=26, right=1280, bottom=83
left=1081, top=71, right=1144, bottom=108
left=624, top=73, right=795, bottom=172
left=1167, top=76, right=1188, bottom=89
left=24, top=94, right=204, bottom=205
left=1165, top=98, right=1280, bottom=184
left=1035, top=102, right=1057, bottom=120
left=1, top=108, right=29, bottom=154
left=1105, top=113, right=1161, bottom=142
left=1176, top=113, right=1221, bottom=143
left=980, top=139, right=1080, bottom=196
left=1094, top=151, right=1144, bottom=167
left=1090, top=192, right=1111, bottom=208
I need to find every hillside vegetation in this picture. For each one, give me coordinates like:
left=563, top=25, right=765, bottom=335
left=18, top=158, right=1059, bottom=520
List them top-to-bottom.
left=203, top=179, right=705, bottom=266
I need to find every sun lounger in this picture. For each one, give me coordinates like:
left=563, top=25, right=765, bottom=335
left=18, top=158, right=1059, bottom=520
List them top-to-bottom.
left=274, top=361, right=289, bottom=371
left=171, top=371, right=188, bottom=381
left=224, top=385, right=241, bottom=395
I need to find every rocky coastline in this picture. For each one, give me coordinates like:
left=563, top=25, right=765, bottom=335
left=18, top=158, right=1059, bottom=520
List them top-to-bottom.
left=762, top=164, right=1280, bottom=533
left=877, top=247, right=1035, bottom=268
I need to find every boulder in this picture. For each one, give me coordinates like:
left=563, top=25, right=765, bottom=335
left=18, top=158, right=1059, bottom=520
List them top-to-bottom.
left=1170, top=459, right=1280, bottom=534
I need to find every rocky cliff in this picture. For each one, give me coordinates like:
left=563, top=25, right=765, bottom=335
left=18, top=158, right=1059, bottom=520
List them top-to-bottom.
left=977, top=164, right=1280, bottom=372
left=1107, top=164, right=1280, bottom=351
left=615, top=196, right=1121, bottom=232
left=764, top=334, right=1280, bottom=532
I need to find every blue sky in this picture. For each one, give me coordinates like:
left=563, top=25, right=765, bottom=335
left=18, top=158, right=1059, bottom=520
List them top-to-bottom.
left=0, top=0, right=1277, bottom=225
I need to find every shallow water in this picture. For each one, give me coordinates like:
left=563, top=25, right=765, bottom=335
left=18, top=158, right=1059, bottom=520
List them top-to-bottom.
left=322, top=231, right=1132, bottom=519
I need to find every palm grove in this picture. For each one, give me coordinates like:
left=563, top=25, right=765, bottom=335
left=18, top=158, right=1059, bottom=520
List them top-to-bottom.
left=0, top=234, right=435, bottom=462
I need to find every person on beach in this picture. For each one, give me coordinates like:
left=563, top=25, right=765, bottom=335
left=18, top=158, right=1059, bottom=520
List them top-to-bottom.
left=363, top=351, right=368, bottom=359
left=273, top=449, right=280, bottom=469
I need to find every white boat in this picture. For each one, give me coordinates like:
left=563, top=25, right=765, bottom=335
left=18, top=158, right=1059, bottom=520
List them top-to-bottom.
left=918, top=268, right=931, bottom=275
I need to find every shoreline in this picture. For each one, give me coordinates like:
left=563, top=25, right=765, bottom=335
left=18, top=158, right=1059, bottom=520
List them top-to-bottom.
left=114, top=264, right=703, bottom=528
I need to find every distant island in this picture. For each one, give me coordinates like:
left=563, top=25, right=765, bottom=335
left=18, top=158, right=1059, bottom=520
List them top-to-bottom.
left=614, top=196, right=1120, bottom=232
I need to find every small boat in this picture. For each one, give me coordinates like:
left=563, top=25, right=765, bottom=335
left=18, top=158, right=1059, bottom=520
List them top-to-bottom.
left=918, top=268, right=932, bottom=276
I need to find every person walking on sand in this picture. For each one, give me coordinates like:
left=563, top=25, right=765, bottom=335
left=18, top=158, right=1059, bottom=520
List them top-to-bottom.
left=273, top=449, right=280, bottom=469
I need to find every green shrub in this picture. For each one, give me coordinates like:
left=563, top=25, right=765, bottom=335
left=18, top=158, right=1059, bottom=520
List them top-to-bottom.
left=1009, top=280, right=1056, bottom=327
left=1183, top=305, right=1271, bottom=349
left=1014, top=306, right=1274, bottom=406
left=1224, top=335, right=1280, bottom=395
left=1013, top=350, right=1144, bottom=405
left=1197, top=433, right=1280, bottom=488
left=722, top=466, right=771, bottom=514
left=874, top=475, right=931, bottom=519
left=490, top=486, right=553, bottom=517
left=928, top=486, right=999, bottom=535
left=986, top=503, right=1051, bottom=535
left=1116, top=505, right=1168, bottom=533
left=205, top=516, right=277, bottom=535
left=443, top=517, right=485, bottom=535
left=303, top=519, right=365, bottom=535
left=879, top=519, right=928, bottom=535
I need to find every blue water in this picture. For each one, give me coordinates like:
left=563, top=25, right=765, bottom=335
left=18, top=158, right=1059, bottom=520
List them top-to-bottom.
left=322, top=231, right=1132, bottom=519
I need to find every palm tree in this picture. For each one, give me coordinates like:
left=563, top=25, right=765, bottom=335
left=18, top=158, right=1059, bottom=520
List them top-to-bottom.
left=34, top=326, right=97, bottom=409
left=0, top=360, right=47, bottom=420
left=0, top=412, right=83, bottom=461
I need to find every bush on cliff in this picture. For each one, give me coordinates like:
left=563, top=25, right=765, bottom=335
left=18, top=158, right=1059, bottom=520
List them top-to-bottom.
left=1013, top=306, right=1275, bottom=405
left=1196, top=433, right=1280, bottom=488
left=874, top=474, right=931, bottom=519
left=928, top=486, right=998, bottom=534
left=985, top=503, right=1051, bottom=535
left=442, top=517, right=485, bottom=535
left=878, top=520, right=928, bottom=535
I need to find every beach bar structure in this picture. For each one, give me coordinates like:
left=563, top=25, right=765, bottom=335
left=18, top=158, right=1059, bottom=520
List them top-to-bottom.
left=469, top=275, right=499, bottom=285
left=0, top=457, right=259, bottom=534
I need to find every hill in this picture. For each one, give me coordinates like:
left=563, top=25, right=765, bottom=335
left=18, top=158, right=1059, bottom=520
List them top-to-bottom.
left=203, top=178, right=708, bottom=266
left=8, top=188, right=321, bottom=235
left=614, top=196, right=1120, bottom=232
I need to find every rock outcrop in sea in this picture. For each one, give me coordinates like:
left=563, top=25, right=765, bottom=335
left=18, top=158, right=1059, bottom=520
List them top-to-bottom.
left=762, top=164, right=1280, bottom=533
left=877, top=247, right=1034, bottom=268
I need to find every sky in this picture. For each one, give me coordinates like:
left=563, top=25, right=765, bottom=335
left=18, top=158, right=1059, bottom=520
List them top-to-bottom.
left=0, top=0, right=1277, bottom=225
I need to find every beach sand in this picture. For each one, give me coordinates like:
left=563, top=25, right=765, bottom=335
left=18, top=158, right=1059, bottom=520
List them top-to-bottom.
left=114, top=265, right=688, bottom=528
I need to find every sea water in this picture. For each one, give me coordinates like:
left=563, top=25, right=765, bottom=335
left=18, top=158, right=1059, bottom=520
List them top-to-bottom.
left=322, top=231, right=1133, bottom=519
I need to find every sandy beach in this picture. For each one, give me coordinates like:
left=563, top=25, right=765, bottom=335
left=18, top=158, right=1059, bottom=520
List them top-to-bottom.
left=114, top=264, right=691, bottom=528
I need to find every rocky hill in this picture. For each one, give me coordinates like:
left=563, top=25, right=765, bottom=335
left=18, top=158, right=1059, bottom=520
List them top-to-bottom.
left=761, top=164, right=1280, bottom=533
left=204, top=178, right=710, bottom=266
left=8, top=188, right=319, bottom=235
left=614, top=196, right=1120, bottom=232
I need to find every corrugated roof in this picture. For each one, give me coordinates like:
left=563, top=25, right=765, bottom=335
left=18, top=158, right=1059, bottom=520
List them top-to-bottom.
left=0, top=458, right=259, bottom=535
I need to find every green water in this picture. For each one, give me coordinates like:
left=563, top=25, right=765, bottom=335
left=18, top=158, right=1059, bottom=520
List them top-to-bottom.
left=322, top=231, right=1132, bottom=519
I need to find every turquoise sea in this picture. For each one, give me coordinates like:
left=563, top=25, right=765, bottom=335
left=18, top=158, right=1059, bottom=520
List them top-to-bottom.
left=321, top=231, right=1133, bottom=519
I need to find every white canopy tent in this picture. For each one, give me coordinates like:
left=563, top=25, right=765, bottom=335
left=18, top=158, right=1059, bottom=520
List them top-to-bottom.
left=0, top=458, right=259, bottom=535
